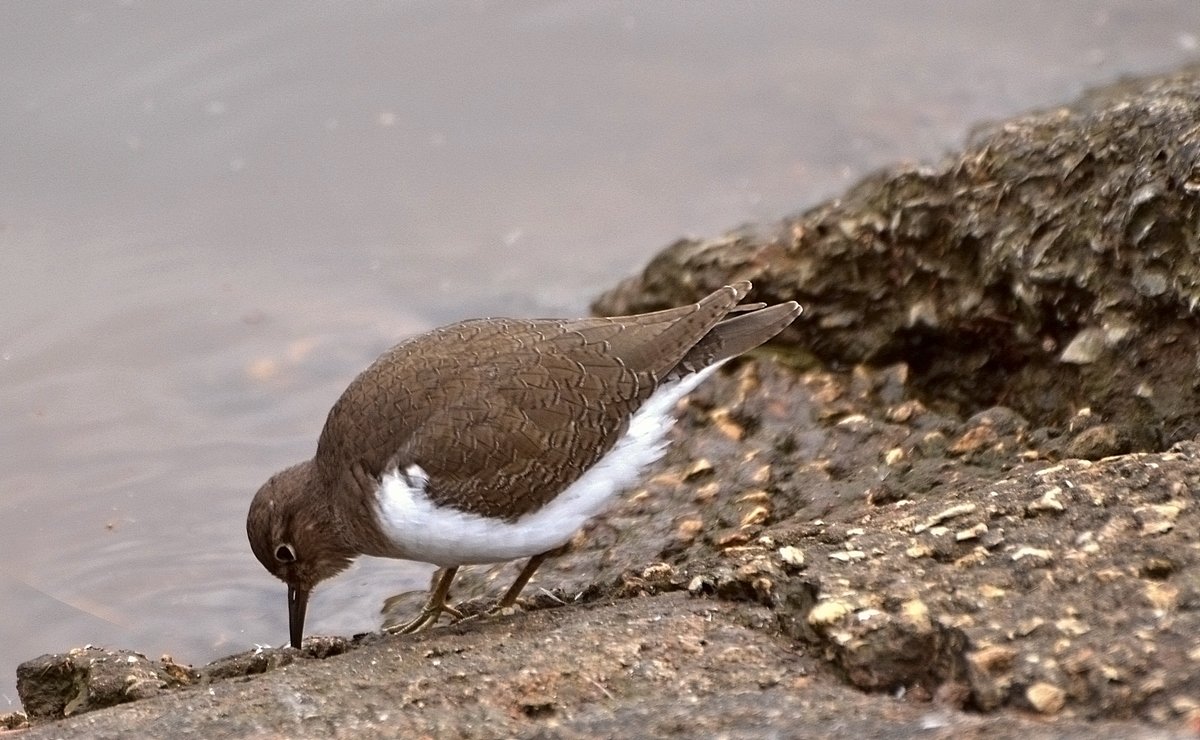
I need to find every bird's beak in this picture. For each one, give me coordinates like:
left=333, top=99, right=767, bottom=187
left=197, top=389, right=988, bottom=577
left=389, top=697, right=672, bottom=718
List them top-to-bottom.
left=288, top=584, right=309, bottom=649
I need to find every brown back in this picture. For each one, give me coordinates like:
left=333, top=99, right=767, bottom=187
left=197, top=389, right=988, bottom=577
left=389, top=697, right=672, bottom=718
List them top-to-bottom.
left=313, top=282, right=798, bottom=519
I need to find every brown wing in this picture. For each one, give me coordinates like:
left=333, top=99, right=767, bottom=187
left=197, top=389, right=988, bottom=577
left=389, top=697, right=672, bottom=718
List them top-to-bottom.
left=314, top=283, right=760, bottom=518
left=386, top=322, right=647, bottom=518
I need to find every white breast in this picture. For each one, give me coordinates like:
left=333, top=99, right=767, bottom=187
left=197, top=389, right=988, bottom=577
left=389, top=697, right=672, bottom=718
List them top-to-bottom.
left=373, top=365, right=718, bottom=567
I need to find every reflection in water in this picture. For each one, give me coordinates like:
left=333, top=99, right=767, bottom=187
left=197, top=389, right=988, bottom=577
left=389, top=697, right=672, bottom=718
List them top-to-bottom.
left=1, top=0, right=1197, bottom=709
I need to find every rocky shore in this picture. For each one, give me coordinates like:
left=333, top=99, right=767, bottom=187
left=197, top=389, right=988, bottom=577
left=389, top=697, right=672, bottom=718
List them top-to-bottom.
left=7, top=65, right=1200, bottom=738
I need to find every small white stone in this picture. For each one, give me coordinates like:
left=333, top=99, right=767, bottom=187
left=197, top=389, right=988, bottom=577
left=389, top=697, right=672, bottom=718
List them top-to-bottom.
left=778, top=546, right=806, bottom=568
left=808, top=600, right=852, bottom=626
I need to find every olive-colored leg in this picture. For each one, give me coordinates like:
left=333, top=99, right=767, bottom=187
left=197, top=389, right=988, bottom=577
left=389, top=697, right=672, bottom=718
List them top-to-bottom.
left=494, top=552, right=550, bottom=610
left=387, top=566, right=464, bottom=634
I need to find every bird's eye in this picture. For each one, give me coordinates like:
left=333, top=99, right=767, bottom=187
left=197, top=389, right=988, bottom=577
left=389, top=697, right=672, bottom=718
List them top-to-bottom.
left=274, top=543, right=297, bottom=563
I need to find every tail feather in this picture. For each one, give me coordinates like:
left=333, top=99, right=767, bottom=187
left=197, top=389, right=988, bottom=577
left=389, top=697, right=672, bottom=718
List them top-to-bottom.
left=613, top=281, right=753, bottom=376
left=667, top=300, right=801, bottom=379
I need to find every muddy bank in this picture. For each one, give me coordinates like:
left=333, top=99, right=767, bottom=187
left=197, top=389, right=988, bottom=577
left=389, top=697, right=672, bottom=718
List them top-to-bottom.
left=9, top=66, right=1200, bottom=737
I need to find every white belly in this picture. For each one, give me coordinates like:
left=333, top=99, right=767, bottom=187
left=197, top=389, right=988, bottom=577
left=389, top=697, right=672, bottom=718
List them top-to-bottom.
left=373, top=365, right=717, bottom=567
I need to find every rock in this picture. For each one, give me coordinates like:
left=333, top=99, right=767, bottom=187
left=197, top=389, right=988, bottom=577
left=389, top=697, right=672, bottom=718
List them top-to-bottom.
left=595, top=65, right=1200, bottom=449
left=1060, top=327, right=1107, bottom=364
left=1066, top=424, right=1133, bottom=459
left=1026, top=486, right=1065, bottom=514
left=777, top=545, right=806, bottom=570
left=807, top=600, right=852, bottom=627
left=824, top=612, right=970, bottom=695
left=201, top=636, right=352, bottom=681
left=967, top=646, right=1018, bottom=711
left=16, top=648, right=198, bottom=721
left=1026, top=681, right=1067, bottom=715
left=0, top=711, right=29, bottom=731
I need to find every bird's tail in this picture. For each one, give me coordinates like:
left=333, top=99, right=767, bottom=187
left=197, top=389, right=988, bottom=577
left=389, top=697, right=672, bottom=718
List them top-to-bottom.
left=667, top=297, right=801, bottom=379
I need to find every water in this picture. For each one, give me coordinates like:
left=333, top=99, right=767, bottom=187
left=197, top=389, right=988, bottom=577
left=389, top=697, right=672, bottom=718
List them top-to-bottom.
left=1, top=0, right=1196, bottom=709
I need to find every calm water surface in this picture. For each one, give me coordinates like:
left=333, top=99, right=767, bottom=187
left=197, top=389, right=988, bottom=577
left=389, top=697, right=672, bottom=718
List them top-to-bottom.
left=1, top=1, right=1197, bottom=707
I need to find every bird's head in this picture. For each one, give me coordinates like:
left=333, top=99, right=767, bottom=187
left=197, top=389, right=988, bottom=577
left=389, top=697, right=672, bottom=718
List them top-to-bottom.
left=246, top=461, right=356, bottom=648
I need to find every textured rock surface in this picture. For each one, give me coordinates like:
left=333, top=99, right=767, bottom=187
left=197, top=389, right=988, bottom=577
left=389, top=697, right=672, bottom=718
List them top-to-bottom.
left=595, top=63, right=1200, bottom=448
left=13, top=597, right=1193, bottom=739
left=15, top=648, right=197, bottom=721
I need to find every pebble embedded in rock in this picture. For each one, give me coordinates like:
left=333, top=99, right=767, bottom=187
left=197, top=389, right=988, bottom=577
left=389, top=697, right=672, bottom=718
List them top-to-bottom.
left=778, top=545, right=806, bottom=569
left=808, top=600, right=853, bottom=627
left=1026, top=682, right=1066, bottom=714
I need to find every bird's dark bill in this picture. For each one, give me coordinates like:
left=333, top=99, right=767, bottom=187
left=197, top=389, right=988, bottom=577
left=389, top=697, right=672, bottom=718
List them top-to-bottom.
left=288, top=585, right=309, bottom=649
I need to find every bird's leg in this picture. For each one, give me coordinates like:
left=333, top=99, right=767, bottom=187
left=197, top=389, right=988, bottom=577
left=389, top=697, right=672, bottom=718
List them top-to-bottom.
left=492, top=543, right=569, bottom=612
left=493, top=553, right=548, bottom=611
left=387, top=566, right=462, bottom=634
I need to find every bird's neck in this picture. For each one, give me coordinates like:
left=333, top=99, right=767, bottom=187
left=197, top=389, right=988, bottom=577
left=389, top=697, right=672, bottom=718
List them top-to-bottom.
left=316, top=458, right=397, bottom=559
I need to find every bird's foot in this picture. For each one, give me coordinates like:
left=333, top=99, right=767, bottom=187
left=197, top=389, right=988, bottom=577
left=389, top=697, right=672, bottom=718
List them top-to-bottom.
left=382, top=566, right=463, bottom=635
left=385, top=601, right=465, bottom=635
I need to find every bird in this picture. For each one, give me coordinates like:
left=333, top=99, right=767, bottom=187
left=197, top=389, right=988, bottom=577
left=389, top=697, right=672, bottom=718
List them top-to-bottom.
left=246, top=281, right=800, bottom=648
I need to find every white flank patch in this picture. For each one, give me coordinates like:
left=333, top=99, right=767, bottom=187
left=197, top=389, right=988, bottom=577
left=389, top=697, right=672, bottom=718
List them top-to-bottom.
left=374, top=365, right=720, bottom=567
